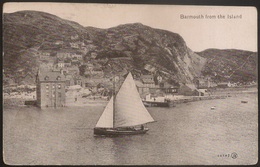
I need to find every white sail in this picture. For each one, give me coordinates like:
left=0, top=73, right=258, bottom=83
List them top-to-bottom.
left=114, top=72, right=155, bottom=127
left=95, top=97, right=114, bottom=128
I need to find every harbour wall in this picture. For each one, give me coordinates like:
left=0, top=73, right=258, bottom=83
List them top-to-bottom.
left=172, top=95, right=228, bottom=104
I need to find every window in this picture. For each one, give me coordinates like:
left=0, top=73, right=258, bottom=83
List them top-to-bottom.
left=44, top=76, right=49, bottom=80
left=57, top=76, right=61, bottom=80
left=46, top=84, right=49, bottom=92
left=53, top=84, right=55, bottom=89
left=58, top=84, right=61, bottom=89
left=171, top=89, right=177, bottom=93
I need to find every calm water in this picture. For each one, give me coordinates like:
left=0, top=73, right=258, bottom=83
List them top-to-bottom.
left=3, top=93, right=258, bottom=165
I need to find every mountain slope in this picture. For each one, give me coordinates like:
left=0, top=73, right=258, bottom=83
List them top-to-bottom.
left=3, top=10, right=206, bottom=86
left=3, top=11, right=89, bottom=85
left=4, top=11, right=257, bottom=87
left=85, top=23, right=207, bottom=82
left=197, top=49, right=257, bottom=83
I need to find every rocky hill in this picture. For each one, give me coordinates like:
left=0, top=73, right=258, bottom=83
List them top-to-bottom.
left=3, top=10, right=206, bottom=86
left=3, top=11, right=257, bottom=86
left=3, top=11, right=88, bottom=85
left=197, top=49, right=257, bottom=83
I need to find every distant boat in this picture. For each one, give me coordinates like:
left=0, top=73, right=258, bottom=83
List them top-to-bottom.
left=94, top=72, right=156, bottom=136
left=241, top=101, right=248, bottom=103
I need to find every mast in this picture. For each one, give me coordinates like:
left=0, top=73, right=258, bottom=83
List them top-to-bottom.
left=113, top=74, right=115, bottom=128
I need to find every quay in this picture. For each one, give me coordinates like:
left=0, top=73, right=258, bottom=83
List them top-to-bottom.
left=172, top=95, right=228, bottom=104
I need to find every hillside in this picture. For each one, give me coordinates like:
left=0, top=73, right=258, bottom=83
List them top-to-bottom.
left=3, top=10, right=207, bottom=86
left=3, top=11, right=257, bottom=87
left=3, top=11, right=89, bottom=85
left=197, top=49, right=257, bottom=83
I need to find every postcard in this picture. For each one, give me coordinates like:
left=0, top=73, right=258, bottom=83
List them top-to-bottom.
left=3, top=2, right=258, bottom=165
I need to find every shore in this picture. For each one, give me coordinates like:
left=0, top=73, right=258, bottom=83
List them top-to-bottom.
left=3, top=86, right=257, bottom=107
left=209, top=87, right=257, bottom=95
left=172, top=95, right=228, bottom=104
left=3, top=97, right=109, bottom=107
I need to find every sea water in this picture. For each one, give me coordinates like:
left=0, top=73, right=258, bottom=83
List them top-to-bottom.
left=3, top=93, right=258, bottom=165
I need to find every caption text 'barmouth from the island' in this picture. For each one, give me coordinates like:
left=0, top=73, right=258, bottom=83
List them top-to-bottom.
left=180, top=14, right=242, bottom=19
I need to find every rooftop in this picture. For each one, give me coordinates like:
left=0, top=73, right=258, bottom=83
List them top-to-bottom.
left=38, top=69, right=66, bottom=82
left=140, top=74, right=154, bottom=79
left=142, top=78, right=155, bottom=84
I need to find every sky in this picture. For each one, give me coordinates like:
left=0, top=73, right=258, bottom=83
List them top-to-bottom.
left=3, top=3, right=258, bottom=52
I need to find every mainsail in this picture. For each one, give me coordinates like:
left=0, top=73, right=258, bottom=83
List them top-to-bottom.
left=95, top=72, right=155, bottom=129
left=114, top=72, right=155, bottom=127
left=95, top=97, right=114, bottom=128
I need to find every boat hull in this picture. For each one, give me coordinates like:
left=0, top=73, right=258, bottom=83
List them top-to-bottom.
left=143, top=101, right=175, bottom=107
left=94, top=127, right=149, bottom=136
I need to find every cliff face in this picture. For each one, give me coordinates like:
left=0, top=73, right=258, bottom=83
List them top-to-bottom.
left=84, top=23, right=206, bottom=83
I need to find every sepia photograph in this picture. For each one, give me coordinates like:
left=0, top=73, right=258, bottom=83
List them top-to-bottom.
left=2, top=2, right=258, bottom=165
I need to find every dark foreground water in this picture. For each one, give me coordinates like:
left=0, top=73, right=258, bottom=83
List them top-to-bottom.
left=3, top=93, right=258, bottom=165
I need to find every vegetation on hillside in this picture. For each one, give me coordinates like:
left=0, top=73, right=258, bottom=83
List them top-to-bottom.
left=3, top=11, right=257, bottom=87
left=197, top=49, right=257, bottom=83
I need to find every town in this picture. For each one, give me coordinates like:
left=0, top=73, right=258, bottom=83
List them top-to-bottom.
left=3, top=34, right=257, bottom=108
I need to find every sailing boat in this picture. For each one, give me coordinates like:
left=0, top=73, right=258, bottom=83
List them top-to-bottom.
left=94, top=72, right=155, bottom=135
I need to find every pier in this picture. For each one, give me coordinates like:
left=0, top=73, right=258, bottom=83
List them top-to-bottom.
left=172, top=95, right=228, bottom=104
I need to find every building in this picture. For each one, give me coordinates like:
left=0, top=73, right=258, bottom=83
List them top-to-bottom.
left=71, top=34, right=79, bottom=40
left=54, top=40, right=64, bottom=45
left=70, top=42, right=79, bottom=49
left=39, top=51, right=51, bottom=57
left=56, top=52, right=71, bottom=59
left=90, top=52, right=98, bottom=59
left=71, top=54, right=83, bottom=60
left=71, top=58, right=80, bottom=66
left=57, top=60, right=65, bottom=68
left=40, top=62, right=54, bottom=70
left=64, top=62, right=72, bottom=67
left=84, top=63, right=103, bottom=77
left=144, top=64, right=156, bottom=73
left=66, top=66, right=80, bottom=75
left=36, top=69, right=66, bottom=108
left=65, top=74, right=74, bottom=86
left=73, top=75, right=82, bottom=86
left=140, top=75, right=155, bottom=88
left=193, top=77, right=214, bottom=88
left=81, top=78, right=110, bottom=90
left=135, top=80, right=150, bottom=98
left=159, top=82, right=179, bottom=94
left=217, top=82, right=229, bottom=88
left=178, top=83, right=200, bottom=96
left=197, top=88, right=207, bottom=96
